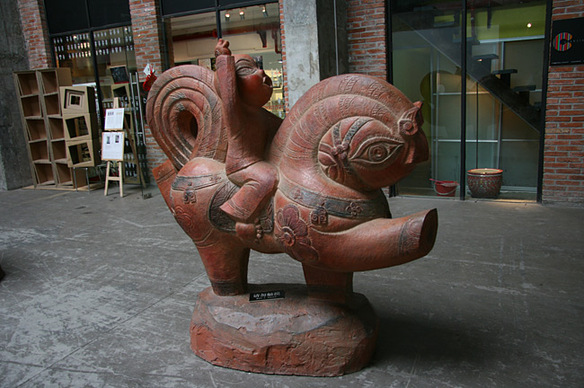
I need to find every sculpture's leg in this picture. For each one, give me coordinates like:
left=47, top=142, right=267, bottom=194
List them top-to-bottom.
left=197, top=243, right=250, bottom=296
left=302, top=265, right=354, bottom=304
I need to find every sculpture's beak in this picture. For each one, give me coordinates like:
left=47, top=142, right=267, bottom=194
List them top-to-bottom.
left=407, top=130, right=430, bottom=165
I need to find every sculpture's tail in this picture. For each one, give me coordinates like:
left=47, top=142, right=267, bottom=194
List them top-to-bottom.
left=146, top=65, right=227, bottom=171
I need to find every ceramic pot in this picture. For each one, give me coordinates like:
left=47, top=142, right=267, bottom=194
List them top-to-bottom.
left=467, top=168, right=503, bottom=198
left=431, top=179, right=458, bottom=197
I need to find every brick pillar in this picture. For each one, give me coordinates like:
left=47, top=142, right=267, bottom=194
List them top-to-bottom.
left=17, top=0, right=52, bottom=68
left=129, top=0, right=167, bottom=175
left=279, top=0, right=288, bottom=110
left=347, top=0, right=387, bottom=79
left=543, top=2, right=584, bottom=206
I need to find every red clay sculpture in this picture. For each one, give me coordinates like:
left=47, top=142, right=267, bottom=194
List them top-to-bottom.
left=146, top=40, right=438, bottom=376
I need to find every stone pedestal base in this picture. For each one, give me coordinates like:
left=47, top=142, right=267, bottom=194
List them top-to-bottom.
left=190, top=284, right=379, bottom=376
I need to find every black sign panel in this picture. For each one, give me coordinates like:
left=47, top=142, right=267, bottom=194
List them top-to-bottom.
left=45, top=0, right=89, bottom=34
left=45, top=0, right=131, bottom=34
left=88, top=0, right=131, bottom=27
left=160, top=0, right=215, bottom=16
left=551, top=17, right=584, bottom=66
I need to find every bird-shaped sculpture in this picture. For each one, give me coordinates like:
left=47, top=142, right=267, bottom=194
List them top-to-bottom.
left=146, top=42, right=437, bottom=303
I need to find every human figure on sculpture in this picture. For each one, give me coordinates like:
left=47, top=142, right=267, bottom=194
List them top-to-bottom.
left=213, top=38, right=282, bottom=224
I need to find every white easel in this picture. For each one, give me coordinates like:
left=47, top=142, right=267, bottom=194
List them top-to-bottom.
left=103, top=99, right=126, bottom=197
left=103, top=132, right=125, bottom=197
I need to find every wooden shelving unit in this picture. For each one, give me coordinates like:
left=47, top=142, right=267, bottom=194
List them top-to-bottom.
left=14, top=68, right=74, bottom=188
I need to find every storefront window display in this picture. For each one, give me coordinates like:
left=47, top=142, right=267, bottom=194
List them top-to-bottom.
left=392, top=0, right=546, bottom=201
left=168, top=3, right=285, bottom=118
left=53, top=26, right=137, bottom=110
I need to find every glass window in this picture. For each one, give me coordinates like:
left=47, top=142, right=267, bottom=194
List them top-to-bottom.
left=45, top=0, right=131, bottom=34
left=88, top=0, right=131, bottom=27
left=219, top=0, right=260, bottom=6
left=392, top=0, right=545, bottom=200
left=168, top=3, right=285, bottom=118
left=220, top=4, right=284, bottom=118
left=171, top=12, right=218, bottom=67
left=93, top=26, right=137, bottom=110
left=53, top=33, right=94, bottom=84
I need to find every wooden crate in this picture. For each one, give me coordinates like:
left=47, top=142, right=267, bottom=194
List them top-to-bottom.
left=15, top=71, right=39, bottom=95
left=63, top=113, right=98, bottom=141
left=25, top=118, right=47, bottom=141
left=66, top=137, right=100, bottom=168
left=33, top=162, right=54, bottom=185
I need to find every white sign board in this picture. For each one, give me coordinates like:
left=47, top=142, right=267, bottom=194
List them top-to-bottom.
left=104, top=108, right=125, bottom=131
left=101, top=131, right=125, bottom=161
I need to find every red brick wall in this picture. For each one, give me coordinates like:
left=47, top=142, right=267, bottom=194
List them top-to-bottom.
left=17, top=0, right=51, bottom=68
left=129, top=0, right=166, bottom=172
left=278, top=0, right=289, bottom=111
left=346, top=0, right=387, bottom=78
left=543, top=2, right=584, bottom=205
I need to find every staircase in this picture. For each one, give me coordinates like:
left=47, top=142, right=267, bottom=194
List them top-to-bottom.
left=397, top=7, right=542, bottom=132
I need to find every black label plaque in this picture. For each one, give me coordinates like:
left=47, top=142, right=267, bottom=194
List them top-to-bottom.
left=249, top=290, right=285, bottom=302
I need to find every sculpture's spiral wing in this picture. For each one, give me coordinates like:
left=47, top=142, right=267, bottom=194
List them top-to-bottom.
left=146, top=65, right=226, bottom=171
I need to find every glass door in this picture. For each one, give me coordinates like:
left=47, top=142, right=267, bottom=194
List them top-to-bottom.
left=392, top=1, right=463, bottom=197
left=465, top=1, right=544, bottom=200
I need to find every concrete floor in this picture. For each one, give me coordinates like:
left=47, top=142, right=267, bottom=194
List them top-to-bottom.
left=0, top=185, right=583, bottom=387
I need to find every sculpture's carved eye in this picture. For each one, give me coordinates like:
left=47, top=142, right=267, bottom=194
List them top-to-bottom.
left=235, top=59, right=259, bottom=77
left=399, top=120, right=416, bottom=136
left=350, top=137, right=403, bottom=167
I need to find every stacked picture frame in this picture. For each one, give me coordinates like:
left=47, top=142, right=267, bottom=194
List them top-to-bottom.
left=61, top=85, right=100, bottom=169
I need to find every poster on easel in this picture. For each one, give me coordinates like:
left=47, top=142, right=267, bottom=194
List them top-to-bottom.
left=104, top=108, right=125, bottom=131
left=101, top=131, right=125, bottom=161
